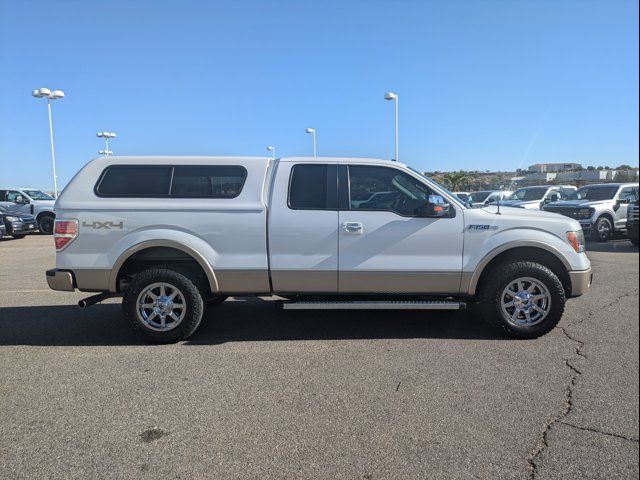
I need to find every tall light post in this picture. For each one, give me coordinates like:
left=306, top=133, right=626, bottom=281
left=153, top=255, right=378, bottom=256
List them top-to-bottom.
left=32, top=87, right=64, bottom=197
left=384, top=92, right=398, bottom=161
left=305, top=128, right=316, bottom=158
left=97, top=131, right=117, bottom=155
left=266, top=145, right=276, bottom=160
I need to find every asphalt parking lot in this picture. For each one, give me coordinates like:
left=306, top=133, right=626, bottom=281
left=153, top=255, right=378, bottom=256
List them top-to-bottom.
left=1, top=235, right=638, bottom=479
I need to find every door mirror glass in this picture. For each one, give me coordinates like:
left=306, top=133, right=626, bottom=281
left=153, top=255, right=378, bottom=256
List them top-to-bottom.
left=14, top=195, right=27, bottom=204
left=419, top=195, right=450, bottom=218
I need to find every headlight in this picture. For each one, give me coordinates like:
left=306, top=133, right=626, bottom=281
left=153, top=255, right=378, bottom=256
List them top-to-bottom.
left=575, top=208, right=593, bottom=219
left=5, top=216, right=19, bottom=222
left=566, top=230, right=586, bottom=253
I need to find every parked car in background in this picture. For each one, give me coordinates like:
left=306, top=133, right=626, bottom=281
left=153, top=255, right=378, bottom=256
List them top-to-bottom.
left=47, top=155, right=591, bottom=343
left=543, top=183, right=639, bottom=242
left=501, top=185, right=577, bottom=210
left=0, top=187, right=56, bottom=234
left=468, top=190, right=513, bottom=208
left=627, top=200, right=639, bottom=246
left=0, top=205, right=38, bottom=239
left=0, top=213, right=6, bottom=238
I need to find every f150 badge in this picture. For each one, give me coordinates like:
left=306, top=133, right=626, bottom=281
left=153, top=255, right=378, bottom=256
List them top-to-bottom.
left=82, top=221, right=124, bottom=230
left=468, top=224, right=499, bottom=231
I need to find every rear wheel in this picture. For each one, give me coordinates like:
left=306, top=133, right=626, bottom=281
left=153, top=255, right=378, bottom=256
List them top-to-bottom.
left=38, top=215, right=54, bottom=235
left=592, top=216, right=612, bottom=242
left=479, top=261, right=566, bottom=338
left=123, top=268, right=205, bottom=343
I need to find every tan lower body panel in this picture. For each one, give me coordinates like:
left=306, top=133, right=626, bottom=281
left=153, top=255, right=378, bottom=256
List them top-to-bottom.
left=74, top=269, right=112, bottom=292
left=215, top=269, right=271, bottom=293
left=270, top=270, right=337, bottom=293
left=339, top=271, right=462, bottom=294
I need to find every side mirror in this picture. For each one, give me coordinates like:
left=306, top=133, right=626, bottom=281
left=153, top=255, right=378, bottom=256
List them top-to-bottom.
left=14, top=195, right=27, bottom=204
left=419, top=195, right=451, bottom=218
left=618, top=197, right=631, bottom=205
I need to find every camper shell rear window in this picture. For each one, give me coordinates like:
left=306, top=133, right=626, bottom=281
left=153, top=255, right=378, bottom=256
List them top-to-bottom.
left=95, top=165, right=247, bottom=198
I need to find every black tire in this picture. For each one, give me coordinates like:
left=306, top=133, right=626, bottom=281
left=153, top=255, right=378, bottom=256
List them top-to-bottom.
left=38, top=215, right=54, bottom=235
left=592, top=216, right=612, bottom=242
left=11, top=234, right=26, bottom=239
left=631, top=236, right=639, bottom=247
left=478, top=261, right=566, bottom=339
left=123, top=268, right=205, bottom=343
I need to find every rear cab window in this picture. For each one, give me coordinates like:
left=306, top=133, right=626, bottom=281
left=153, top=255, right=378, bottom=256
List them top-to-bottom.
left=288, top=164, right=337, bottom=210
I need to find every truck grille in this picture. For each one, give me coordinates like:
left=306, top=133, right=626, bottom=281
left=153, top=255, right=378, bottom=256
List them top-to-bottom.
left=628, top=205, right=640, bottom=223
left=543, top=207, right=582, bottom=219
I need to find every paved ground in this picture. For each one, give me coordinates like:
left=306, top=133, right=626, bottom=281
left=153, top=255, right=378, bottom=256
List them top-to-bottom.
left=0, top=235, right=638, bottom=479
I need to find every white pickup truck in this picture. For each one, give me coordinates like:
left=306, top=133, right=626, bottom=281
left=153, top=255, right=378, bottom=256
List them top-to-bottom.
left=46, top=156, right=592, bottom=343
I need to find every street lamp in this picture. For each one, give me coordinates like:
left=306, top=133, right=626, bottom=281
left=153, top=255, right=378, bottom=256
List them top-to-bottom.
left=32, top=87, right=65, bottom=197
left=384, top=91, right=398, bottom=161
left=305, top=128, right=316, bottom=158
left=97, top=131, right=117, bottom=155
left=266, top=145, right=276, bottom=160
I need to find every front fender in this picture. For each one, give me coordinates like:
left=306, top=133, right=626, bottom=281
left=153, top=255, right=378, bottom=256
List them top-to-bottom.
left=463, top=228, right=589, bottom=295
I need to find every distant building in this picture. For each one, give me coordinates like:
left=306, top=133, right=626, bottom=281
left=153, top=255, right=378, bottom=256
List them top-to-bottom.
left=528, top=163, right=582, bottom=173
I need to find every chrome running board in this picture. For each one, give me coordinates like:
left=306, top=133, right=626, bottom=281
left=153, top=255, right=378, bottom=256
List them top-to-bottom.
left=282, top=300, right=466, bottom=310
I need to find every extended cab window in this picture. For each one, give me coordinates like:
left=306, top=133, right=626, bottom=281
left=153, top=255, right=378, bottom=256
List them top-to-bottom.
left=288, top=164, right=337, bottom=210
left=348, top=165, right=434, bottom=216
left=170, top=166, right=246, bottom=198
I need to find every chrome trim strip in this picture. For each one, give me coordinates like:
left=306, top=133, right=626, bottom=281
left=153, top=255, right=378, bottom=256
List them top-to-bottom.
left=283, top=301, right=465, bottom=310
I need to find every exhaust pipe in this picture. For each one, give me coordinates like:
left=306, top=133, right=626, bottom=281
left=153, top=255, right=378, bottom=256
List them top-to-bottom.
left=78, top=293, right=116, bottom=308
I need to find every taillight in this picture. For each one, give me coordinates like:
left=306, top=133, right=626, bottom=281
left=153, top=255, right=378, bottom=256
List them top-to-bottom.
left=54, top=219, right=78, bottom=250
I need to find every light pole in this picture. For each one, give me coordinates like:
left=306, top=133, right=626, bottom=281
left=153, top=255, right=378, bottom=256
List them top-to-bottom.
left=32, top=87, right=64, bottom=197
left=384, top=92, right=398, bottom=161
left=305, top=128, right=316, bottom=158
left=97, top=131, right=117, bottom=155
left=266, top=145, right=276, bottom=160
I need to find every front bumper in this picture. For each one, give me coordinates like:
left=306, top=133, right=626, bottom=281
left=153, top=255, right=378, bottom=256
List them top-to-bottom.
left=10, top=220, right=38, bottom=234
left=568, top=267, right=593, bottom=297
left=46, top=269, right=75, bottom=292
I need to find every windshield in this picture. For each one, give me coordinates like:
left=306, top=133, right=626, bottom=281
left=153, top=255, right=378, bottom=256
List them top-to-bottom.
left=408, top=167, right=467, bottom=208
left=571, top=186, right=619, bottom=201
left=510, top=187, right=547, bottom=201
left=22, top=190, right=54, bottom=200
left=470, top=191, right=493, bottom=203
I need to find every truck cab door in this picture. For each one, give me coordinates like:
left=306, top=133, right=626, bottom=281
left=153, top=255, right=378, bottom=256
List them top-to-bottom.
left=268, top=162, right=339, bottom=293
left=338, top=164, right=464, bottom=294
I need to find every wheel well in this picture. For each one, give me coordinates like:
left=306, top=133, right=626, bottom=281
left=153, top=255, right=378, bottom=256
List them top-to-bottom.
left=36, top=211, right=55, bottom=221
left=596, top=212, right=614, bottom=224
left=116, top=247, right=209, bottom=293
left=475, top=247, right=572, bottom=297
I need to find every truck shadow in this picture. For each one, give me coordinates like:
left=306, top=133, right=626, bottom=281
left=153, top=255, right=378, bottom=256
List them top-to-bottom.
left=586, top=239, right=638, bottom=253
left=0, top=298, right=506, bottom=346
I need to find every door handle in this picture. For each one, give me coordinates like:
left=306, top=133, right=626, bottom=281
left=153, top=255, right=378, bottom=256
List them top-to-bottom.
left=342, top=222, right=363, bottom=234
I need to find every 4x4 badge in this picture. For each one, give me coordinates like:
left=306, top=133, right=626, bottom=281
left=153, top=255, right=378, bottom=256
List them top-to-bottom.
left=82, top=221, right=124, bottom=230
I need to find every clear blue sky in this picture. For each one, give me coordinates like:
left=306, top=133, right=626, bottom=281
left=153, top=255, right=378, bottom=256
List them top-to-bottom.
left=1, top=0, right=638, bottom=190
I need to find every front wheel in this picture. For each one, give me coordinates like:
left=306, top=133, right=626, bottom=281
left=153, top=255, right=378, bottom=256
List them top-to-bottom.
left=592, top=216, right=612, bottom=242
left=478, top=261, right=566, bottom=339
left=123, top=268, right=205, bottom=343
